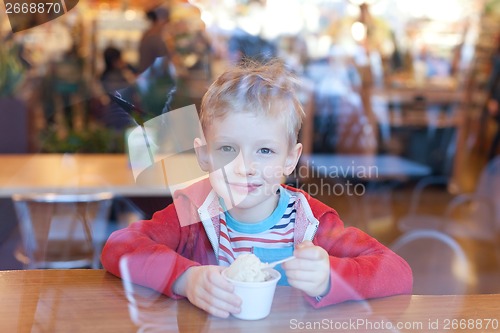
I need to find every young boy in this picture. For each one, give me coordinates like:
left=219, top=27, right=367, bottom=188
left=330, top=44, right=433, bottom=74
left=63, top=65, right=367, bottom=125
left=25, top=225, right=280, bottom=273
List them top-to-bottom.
left=101, top=60, right=412, bottom=318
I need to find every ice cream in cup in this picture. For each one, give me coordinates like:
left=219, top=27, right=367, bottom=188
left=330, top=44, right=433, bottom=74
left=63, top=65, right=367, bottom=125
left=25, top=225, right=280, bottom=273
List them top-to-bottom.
left=222, top=254, right=281, bottom=320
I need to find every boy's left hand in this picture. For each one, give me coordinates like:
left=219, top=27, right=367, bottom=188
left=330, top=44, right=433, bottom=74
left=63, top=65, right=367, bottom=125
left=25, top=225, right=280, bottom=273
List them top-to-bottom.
left=282, top=241, right=330, bottom=298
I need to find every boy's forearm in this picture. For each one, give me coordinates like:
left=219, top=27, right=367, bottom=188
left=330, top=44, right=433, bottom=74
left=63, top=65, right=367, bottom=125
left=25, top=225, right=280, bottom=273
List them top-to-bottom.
left=101, top=224, right=202, bottom=299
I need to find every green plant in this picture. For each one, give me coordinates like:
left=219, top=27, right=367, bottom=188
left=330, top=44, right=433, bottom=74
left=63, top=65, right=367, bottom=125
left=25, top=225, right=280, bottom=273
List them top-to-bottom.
left=484, top=0, right=500, bottom=15
left=0, top=43, right=25, bottom=97
left=39, top=126, right=125, bottom=153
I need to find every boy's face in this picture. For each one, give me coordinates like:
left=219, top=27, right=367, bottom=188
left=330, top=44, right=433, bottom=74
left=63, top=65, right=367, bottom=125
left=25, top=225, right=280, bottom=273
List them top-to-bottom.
left=195, top=111, right=302, bottom=222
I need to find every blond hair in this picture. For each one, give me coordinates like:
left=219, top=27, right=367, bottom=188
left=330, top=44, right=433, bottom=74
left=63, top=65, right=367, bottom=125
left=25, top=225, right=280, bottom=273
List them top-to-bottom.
left=200, top=60, right=305, bottom=145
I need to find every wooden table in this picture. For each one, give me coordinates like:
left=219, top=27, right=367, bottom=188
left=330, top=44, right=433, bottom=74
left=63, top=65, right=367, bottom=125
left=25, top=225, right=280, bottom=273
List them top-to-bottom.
left=371, top=85, right=464, bottom=106
left=0, top=153, right=202, bottom=198
left=1, top=269, right=499, bottom=333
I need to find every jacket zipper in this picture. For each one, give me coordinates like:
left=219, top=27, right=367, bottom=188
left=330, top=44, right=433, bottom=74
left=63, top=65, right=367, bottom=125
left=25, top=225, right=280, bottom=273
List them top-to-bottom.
left=295, top=191, right=320, bottom=242
left=198, top=209, right=220, bottom=264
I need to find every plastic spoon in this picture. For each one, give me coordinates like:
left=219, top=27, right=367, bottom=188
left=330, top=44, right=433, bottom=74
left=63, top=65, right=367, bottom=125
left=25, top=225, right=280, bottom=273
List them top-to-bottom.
left=262, top=256, right=296, bottom=270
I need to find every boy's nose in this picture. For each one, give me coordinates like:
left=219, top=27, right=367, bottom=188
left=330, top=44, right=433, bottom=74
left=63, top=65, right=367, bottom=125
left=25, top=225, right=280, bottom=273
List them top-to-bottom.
left=233, top=152, right=256, bottom=176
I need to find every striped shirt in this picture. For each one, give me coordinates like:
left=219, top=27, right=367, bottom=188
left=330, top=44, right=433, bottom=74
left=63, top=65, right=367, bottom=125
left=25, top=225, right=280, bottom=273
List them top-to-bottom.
left=218, top=189, right=297, bottom=266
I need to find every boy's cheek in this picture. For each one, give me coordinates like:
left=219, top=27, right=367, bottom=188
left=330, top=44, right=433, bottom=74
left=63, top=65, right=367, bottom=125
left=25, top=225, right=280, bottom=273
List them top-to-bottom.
left=210, top=153, right=240, bottom=171
left=262, top=165, right=287, bottom=179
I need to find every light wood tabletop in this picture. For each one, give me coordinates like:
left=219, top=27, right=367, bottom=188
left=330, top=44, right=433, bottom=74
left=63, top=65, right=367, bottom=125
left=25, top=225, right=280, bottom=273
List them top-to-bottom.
left=0, top=153, right=202, bottom=198
left=0, top=269, right=499, bottom=333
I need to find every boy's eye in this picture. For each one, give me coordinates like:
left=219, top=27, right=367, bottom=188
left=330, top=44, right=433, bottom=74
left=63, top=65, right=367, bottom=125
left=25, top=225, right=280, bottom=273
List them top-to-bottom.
left=220, top=146, right=236, bottom=152
left=258, top=148, right=273, bottom=154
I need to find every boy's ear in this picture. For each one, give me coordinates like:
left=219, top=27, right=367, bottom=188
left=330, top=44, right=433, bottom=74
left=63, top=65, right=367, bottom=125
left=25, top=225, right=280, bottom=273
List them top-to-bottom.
left=194, top=138, right=210, bottom=172
left=284, top=143, right=302, bottom=176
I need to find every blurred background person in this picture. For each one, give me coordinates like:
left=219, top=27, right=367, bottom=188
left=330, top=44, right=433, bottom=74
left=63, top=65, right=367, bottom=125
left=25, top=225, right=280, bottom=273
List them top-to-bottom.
left=167, top=1, right=213, bottom=110
left=227, top=1, right=276, bottom=65
left=135, top=6, right=176, bottom=120
left=137, top=6, right=171, bottom=74
left=485, top=39, right=500, bottom=160
left=313, top=45, right=371, bottom=153
left=98, top=46, right=141, bottom=130
left=100, top=46, right=137, bottom=94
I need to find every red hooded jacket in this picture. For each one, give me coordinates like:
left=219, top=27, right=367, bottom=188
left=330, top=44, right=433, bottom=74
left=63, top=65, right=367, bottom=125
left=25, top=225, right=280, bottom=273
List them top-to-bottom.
left=101, top=179, right=412, bottom=308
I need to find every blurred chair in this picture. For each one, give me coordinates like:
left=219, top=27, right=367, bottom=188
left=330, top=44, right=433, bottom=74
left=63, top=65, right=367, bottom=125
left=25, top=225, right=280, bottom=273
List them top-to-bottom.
left=398, top=156, right=500, bottom=243
left=398, top=175, right=452, bottom=232
left=359, top=182, right=396, bottom=238
left=12, top=192, right=113, bottom=269
left=112, top=196, right=146, bottom=229
left=391, top=229, right=472, bottom=295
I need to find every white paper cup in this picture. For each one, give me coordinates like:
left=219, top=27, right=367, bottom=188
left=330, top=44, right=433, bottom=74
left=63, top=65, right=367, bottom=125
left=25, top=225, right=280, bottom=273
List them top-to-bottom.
left=222, top=268, right=281, bottom=320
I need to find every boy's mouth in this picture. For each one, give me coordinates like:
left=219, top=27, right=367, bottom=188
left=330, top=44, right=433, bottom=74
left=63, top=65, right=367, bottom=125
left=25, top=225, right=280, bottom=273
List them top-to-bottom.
left=228, top=183, right=261, bottom=194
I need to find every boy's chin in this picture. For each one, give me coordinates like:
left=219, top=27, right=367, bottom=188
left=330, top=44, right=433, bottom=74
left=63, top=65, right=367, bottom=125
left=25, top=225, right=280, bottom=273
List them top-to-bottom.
left=222, top=190, right=279, bottom=211
left=221, top=193, right=253, bottom=210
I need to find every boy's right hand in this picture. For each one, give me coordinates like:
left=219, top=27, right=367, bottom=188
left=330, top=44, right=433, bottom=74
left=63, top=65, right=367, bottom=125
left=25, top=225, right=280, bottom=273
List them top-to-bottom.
left=174, top=265, right=241, bottom=318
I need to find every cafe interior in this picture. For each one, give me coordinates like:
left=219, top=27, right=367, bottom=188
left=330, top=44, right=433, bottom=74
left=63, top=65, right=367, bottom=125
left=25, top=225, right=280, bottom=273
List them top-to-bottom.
left=1, top=0, right=500, bottom=331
